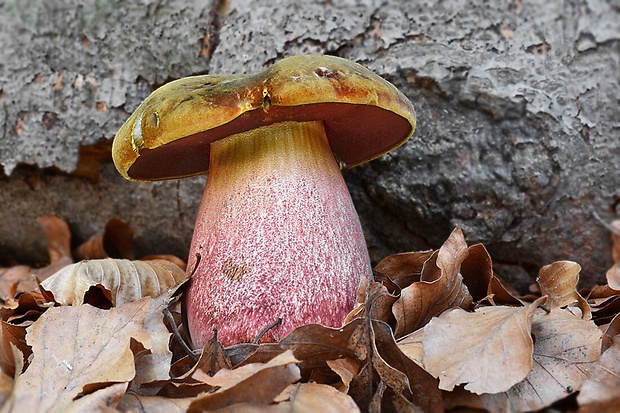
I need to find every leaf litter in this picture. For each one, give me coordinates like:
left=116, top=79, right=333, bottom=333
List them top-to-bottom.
left=0, top=217, right=619, bottom=411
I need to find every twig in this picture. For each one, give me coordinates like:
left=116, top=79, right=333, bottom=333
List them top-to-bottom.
left=163, top=307, right=199, bottom=362
left=253, top=317, right=282, bottom=344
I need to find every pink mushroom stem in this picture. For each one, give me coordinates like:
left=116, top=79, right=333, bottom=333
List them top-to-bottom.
left=185, top=120, right=372, bottom=348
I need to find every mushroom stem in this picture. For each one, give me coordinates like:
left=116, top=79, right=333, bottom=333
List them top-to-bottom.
left=185, top=120, right=372, bottom=348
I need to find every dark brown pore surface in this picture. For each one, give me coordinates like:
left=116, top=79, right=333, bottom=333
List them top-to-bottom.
left=128, top=102, right=412, bottom=180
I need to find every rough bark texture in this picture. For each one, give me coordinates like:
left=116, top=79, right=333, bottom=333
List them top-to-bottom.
left=1, top=0, right=618, bottom=288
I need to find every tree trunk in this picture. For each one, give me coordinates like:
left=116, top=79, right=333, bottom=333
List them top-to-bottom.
left=0, top=0, right=618, bottom=288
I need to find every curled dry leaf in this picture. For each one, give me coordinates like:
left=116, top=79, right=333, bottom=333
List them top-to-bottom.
left=36, top=215, right=72, bottom=264
left=74, top=218, right=135, bottom=261
left=605, top=220, right=620, bottom=290
left=392, top=227, right=474, bottom=337
left=460, top=243, right=494, bottom=302
left=40, top=258, right=188, bottom=307
left=537, top=261, right=591, bottom=319
left=131, top=287, right=185, bottom=393
left=422, top=297, right=546, bottom=394
left=1, top=298, right=152, bottom=413
left=480, top=308, right=602, bottom=412
left=371, top=319, right=443, bottom=412
left=0, top=321, right=27, bottom=378
left=578, top=335, right=620, bottom=411
left=187, top=351, right=301, bottom=413
left=326, top=357, right=358, bottom=393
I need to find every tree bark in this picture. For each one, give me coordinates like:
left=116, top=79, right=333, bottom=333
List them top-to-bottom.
left=0, top=0, right=618, bottom=288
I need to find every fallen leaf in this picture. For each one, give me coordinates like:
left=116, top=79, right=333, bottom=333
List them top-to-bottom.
left=36, top=215, right=72, bottom=263
left=74, top=218, right=135, bottom=260
left=605, top=220, right=620, bottom=290
left=392, top=227, right=474, bottom=337
left=460, top=243, right=493, bottom=302
left=374, top=250, right=434, bottom=288
left=40, top=258, right=188, bottom=307
left=537, top=261, right=591, bottom=319
left=607, top=263, right=620, bottom=291
left=131, top=287, right=186, bottom=393
left=422, top=297, right=545, bottom=394
left=1, top=298, right=152, bottom=413
left=480, top=308, right=602, bottom=411
left=371, top=319, right=442, bottom=412
left=278, top=320, right=366, bottom=379
left=0, top=322, right=27, bottom=378
left=396, top=328, right=425, bottom=368
left=578, top=335, right=620, bottom=411
left=187, top=351, right=301, bottom=412
left=326, top=357, right=359, bottom=392
left=64, top=382, right=128, bottom=413
left=274, top=382, right=360, bottom=412
left=117, top=393, right=192, bottom=412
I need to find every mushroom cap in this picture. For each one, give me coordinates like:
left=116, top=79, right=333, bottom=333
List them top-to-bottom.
left=112, top=54, right=416, bottom=181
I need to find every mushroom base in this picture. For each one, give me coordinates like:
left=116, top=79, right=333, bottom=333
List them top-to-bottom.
left=184, top=120, right=372, bottom=348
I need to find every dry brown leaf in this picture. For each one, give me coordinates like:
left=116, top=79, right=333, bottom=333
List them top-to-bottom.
left=36, top=215, right=72, bottom=263
left=74, top=218, right=135, bottom=261
left=604, top=220, right=620, bottom=290
left=392, top=227, right=474, bottom=337
left=460, top=243, right=493, bottom=302
left=374, top=250, right=434, bottom=288
left=142, top=254, right=187, bottom=271
left=40, top=258, right=188, bottom=307
left=538, top=261, right=591, bottom=319
left=607, top=263, right=620, bottom=291
left=0, top=266, right=33, bottom=302
left=131, top=287, right=184, bottom=393
left=422, top=297, right=545, bottom=394
left=1, top=298, right=152, bottom=413
left=480, top=308, right=602, bottom=412
left=371, top=319, right=443, bottom=412
left=278, top=320, right=366, bottom=376
left=0, top=322, right=27, bottom=378
left=396, top=328, right=425, bottom=368
left=577, top=335, right=620, bottom=411
left=187, top=351, right=301, bottom=412
left=326, top=357, right=359, bottom=392
left=0, top=371, right=13, bottom=408
left=64, top=382, right=128, bottom=413
left=274, top=382, right=360, bottom=412
left=117, top=393, right=193, bottom=412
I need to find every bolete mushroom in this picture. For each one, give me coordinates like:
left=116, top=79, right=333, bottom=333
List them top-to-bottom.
left=112, top=55, right=415, bottom=348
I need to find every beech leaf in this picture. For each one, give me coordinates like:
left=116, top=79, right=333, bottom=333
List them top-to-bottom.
left=392, top=227, right=474, bottom=337
left=40, top=258, right=188, bottom=307
left=537, top=261, right=591, bottom=319
left=422, top=297, right=545, bottom=394
left=1, top=298, right=152, bottom=413
left=480, top=308, right=602, bottom=411
left=578, top=335, right=620, bottom=410
left=187, top=351, right=301, bottom=412
left=274, top=382, right=360, bottom=412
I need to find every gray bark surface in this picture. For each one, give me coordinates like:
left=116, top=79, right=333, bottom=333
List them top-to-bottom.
left=0, top=0, right=618, bottom=287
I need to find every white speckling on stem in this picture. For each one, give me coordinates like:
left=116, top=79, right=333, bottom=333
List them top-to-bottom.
left=185, top=120, right=372, bottom=347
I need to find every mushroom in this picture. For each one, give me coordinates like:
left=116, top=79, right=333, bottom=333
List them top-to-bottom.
left=112, top=55, right=415, bottom=348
